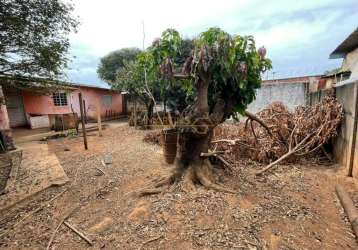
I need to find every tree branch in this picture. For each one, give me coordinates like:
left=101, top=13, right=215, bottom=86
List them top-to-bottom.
left=244, top=111, right=272, bottom=136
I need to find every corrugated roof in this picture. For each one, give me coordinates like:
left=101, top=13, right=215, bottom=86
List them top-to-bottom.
left=330, top=28, right=358, bottom=59
left=0, top=74, right=77, bottom=93
left=0, top=75, right=120, bottom=93
left=72, top=82, right=115, bottom=91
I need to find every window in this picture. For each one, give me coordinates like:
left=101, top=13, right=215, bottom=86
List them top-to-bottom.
left=52, top=93, right=68, bottom=106
left=101, top=95, right=112, bottom=107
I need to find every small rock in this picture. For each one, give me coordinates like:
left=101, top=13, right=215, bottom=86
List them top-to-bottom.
left=104, top=154, right=113, bottom=164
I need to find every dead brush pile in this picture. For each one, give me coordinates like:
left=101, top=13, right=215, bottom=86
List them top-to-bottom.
left=212, top=96, right=343, bottom=173
left=143, top=130, right=163, bottom=146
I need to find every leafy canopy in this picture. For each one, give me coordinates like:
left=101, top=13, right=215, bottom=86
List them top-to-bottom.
left=0, top=0, right=79, bottom=77
left=150, top=27, right=271, bottom=117
left=97, top=48, right=141, bottom=84
left=114, top=51, right=160, bottom=104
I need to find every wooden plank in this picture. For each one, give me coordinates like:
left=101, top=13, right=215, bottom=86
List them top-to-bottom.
left=336, top=184, right=358, bottom=241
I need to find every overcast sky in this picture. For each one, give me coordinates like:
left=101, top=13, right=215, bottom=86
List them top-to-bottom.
left=65, top=0, right=358, bottom=87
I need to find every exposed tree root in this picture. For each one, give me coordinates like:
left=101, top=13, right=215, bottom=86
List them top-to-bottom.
left=136, top=159, right=236, bottom=196
left=195, top=160, right=236, bottom=194
left=137, top=188, right=166, bottom=197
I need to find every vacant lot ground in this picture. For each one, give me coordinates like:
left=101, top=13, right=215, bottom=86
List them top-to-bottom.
left=0, top=122, right=357, bottom=249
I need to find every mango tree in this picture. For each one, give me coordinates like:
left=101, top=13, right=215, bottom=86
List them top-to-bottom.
left=140, top=28, right=271, bottom=193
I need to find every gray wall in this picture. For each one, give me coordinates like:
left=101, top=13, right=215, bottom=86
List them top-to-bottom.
left=309, top=81, right=358, bottom=177
left=332, top=81, right=358, bottom=177
left=247, top=82, right=308, bottom=113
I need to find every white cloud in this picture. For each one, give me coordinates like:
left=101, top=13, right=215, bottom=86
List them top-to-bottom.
left=66, top=0, right=358, bottom=84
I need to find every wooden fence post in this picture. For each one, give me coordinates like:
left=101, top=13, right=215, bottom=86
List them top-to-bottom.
left=79, top=93, right=88, bottom=150
left=134, top=99, right=137, bottom=128
left=83, top=100, right=87, bottom=124
left=97, top=102, right=102, bottom=137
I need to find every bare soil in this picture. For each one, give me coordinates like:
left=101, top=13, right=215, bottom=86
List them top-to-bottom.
left=0, top=122, right=357, bottom=249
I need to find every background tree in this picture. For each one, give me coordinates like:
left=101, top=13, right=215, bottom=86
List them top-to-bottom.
left=0, top=0, right=79, bottom=77
left=140, top=28, right=271, bottom=193
left=97, top=48, right=141, bottom=83
left=115, top=52, right=159, bottom=125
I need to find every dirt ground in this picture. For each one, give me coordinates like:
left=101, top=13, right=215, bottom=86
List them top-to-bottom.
left=1, top=121, right=358, bottom=249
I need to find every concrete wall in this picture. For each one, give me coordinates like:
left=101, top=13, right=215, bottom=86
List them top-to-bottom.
left=342, top=47, right=358, bottom=78
left=333, top=81, right=358, bottom=177
left=247, top=82, right=307, bottom=113
left=22, top=87, right=123, bottom=121
left=70, top=87, right=123, bottom=120
left=23, top=91, right=71, bottom=115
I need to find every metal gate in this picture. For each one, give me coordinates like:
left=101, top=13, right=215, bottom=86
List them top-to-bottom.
left=4, top=89, right=27, bottom=127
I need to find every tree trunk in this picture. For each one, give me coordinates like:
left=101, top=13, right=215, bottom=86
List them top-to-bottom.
left=138, top=79, right=235, bottom=194
left=169, top=82, right=231, bottom=191
left=163, top=96, right=167, bottom=113
left=144, top=99, right=154, bottom=126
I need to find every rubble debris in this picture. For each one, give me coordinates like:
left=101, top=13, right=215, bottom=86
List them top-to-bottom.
left=104, top=154, right=113, bottom=165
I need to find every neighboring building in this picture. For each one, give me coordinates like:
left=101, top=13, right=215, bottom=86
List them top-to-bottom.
left=327, top=28, right=358, bottom=177
left=330, top=28, right=358, bottom=80
left=247, top=75, right=321, bottom=113
left=0, top=76, right=126, bottom=130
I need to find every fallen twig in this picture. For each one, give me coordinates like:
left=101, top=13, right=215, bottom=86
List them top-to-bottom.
left=255, top=133, right=313, bottom=176
left=211, top=139, right=239, bottom=145
left=200, top=151, right=226, bottom=157
left=216, top=155, right=233, bottom=172
left=101, top=160, right=106, bottom=168
left=95, top=167, right=105, bottom=175
left=0, top=188, right=68, bottom=239
left=46, top=205, right=80, bottom=250
left=64, top=221, right=94, bottom=246
left=142, top=235, right=164, bottom=246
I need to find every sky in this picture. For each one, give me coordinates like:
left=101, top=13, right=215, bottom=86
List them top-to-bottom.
left=65, top=0, right=358, bottom=87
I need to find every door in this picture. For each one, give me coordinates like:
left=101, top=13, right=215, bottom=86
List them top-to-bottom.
left=4, top=89, right=27, bottom=127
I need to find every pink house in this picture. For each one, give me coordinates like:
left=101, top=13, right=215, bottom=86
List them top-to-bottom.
left=0, top=80, right=126, bottom=129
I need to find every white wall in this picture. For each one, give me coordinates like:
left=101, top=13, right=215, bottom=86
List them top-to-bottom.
left=342, top=47, right=358, bottom=78
left=247, top=83, right=307, bottom=113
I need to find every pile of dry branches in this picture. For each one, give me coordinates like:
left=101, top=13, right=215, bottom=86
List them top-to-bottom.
left=142, top=96, right=343, bottom=175
left=212, top=96, right=343, bottom=174
left=143, top=130, right=163, bottom=146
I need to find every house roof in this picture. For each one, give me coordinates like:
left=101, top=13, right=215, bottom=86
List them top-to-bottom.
left=330, top=28, right=358, bottom=59
left=0, top=74, right=76, bottom=93
left=0, top=74, right=120, bottom=93
left=262, top=75, right=322, bottom=86
left=71, top=82, right=115, bottom=91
